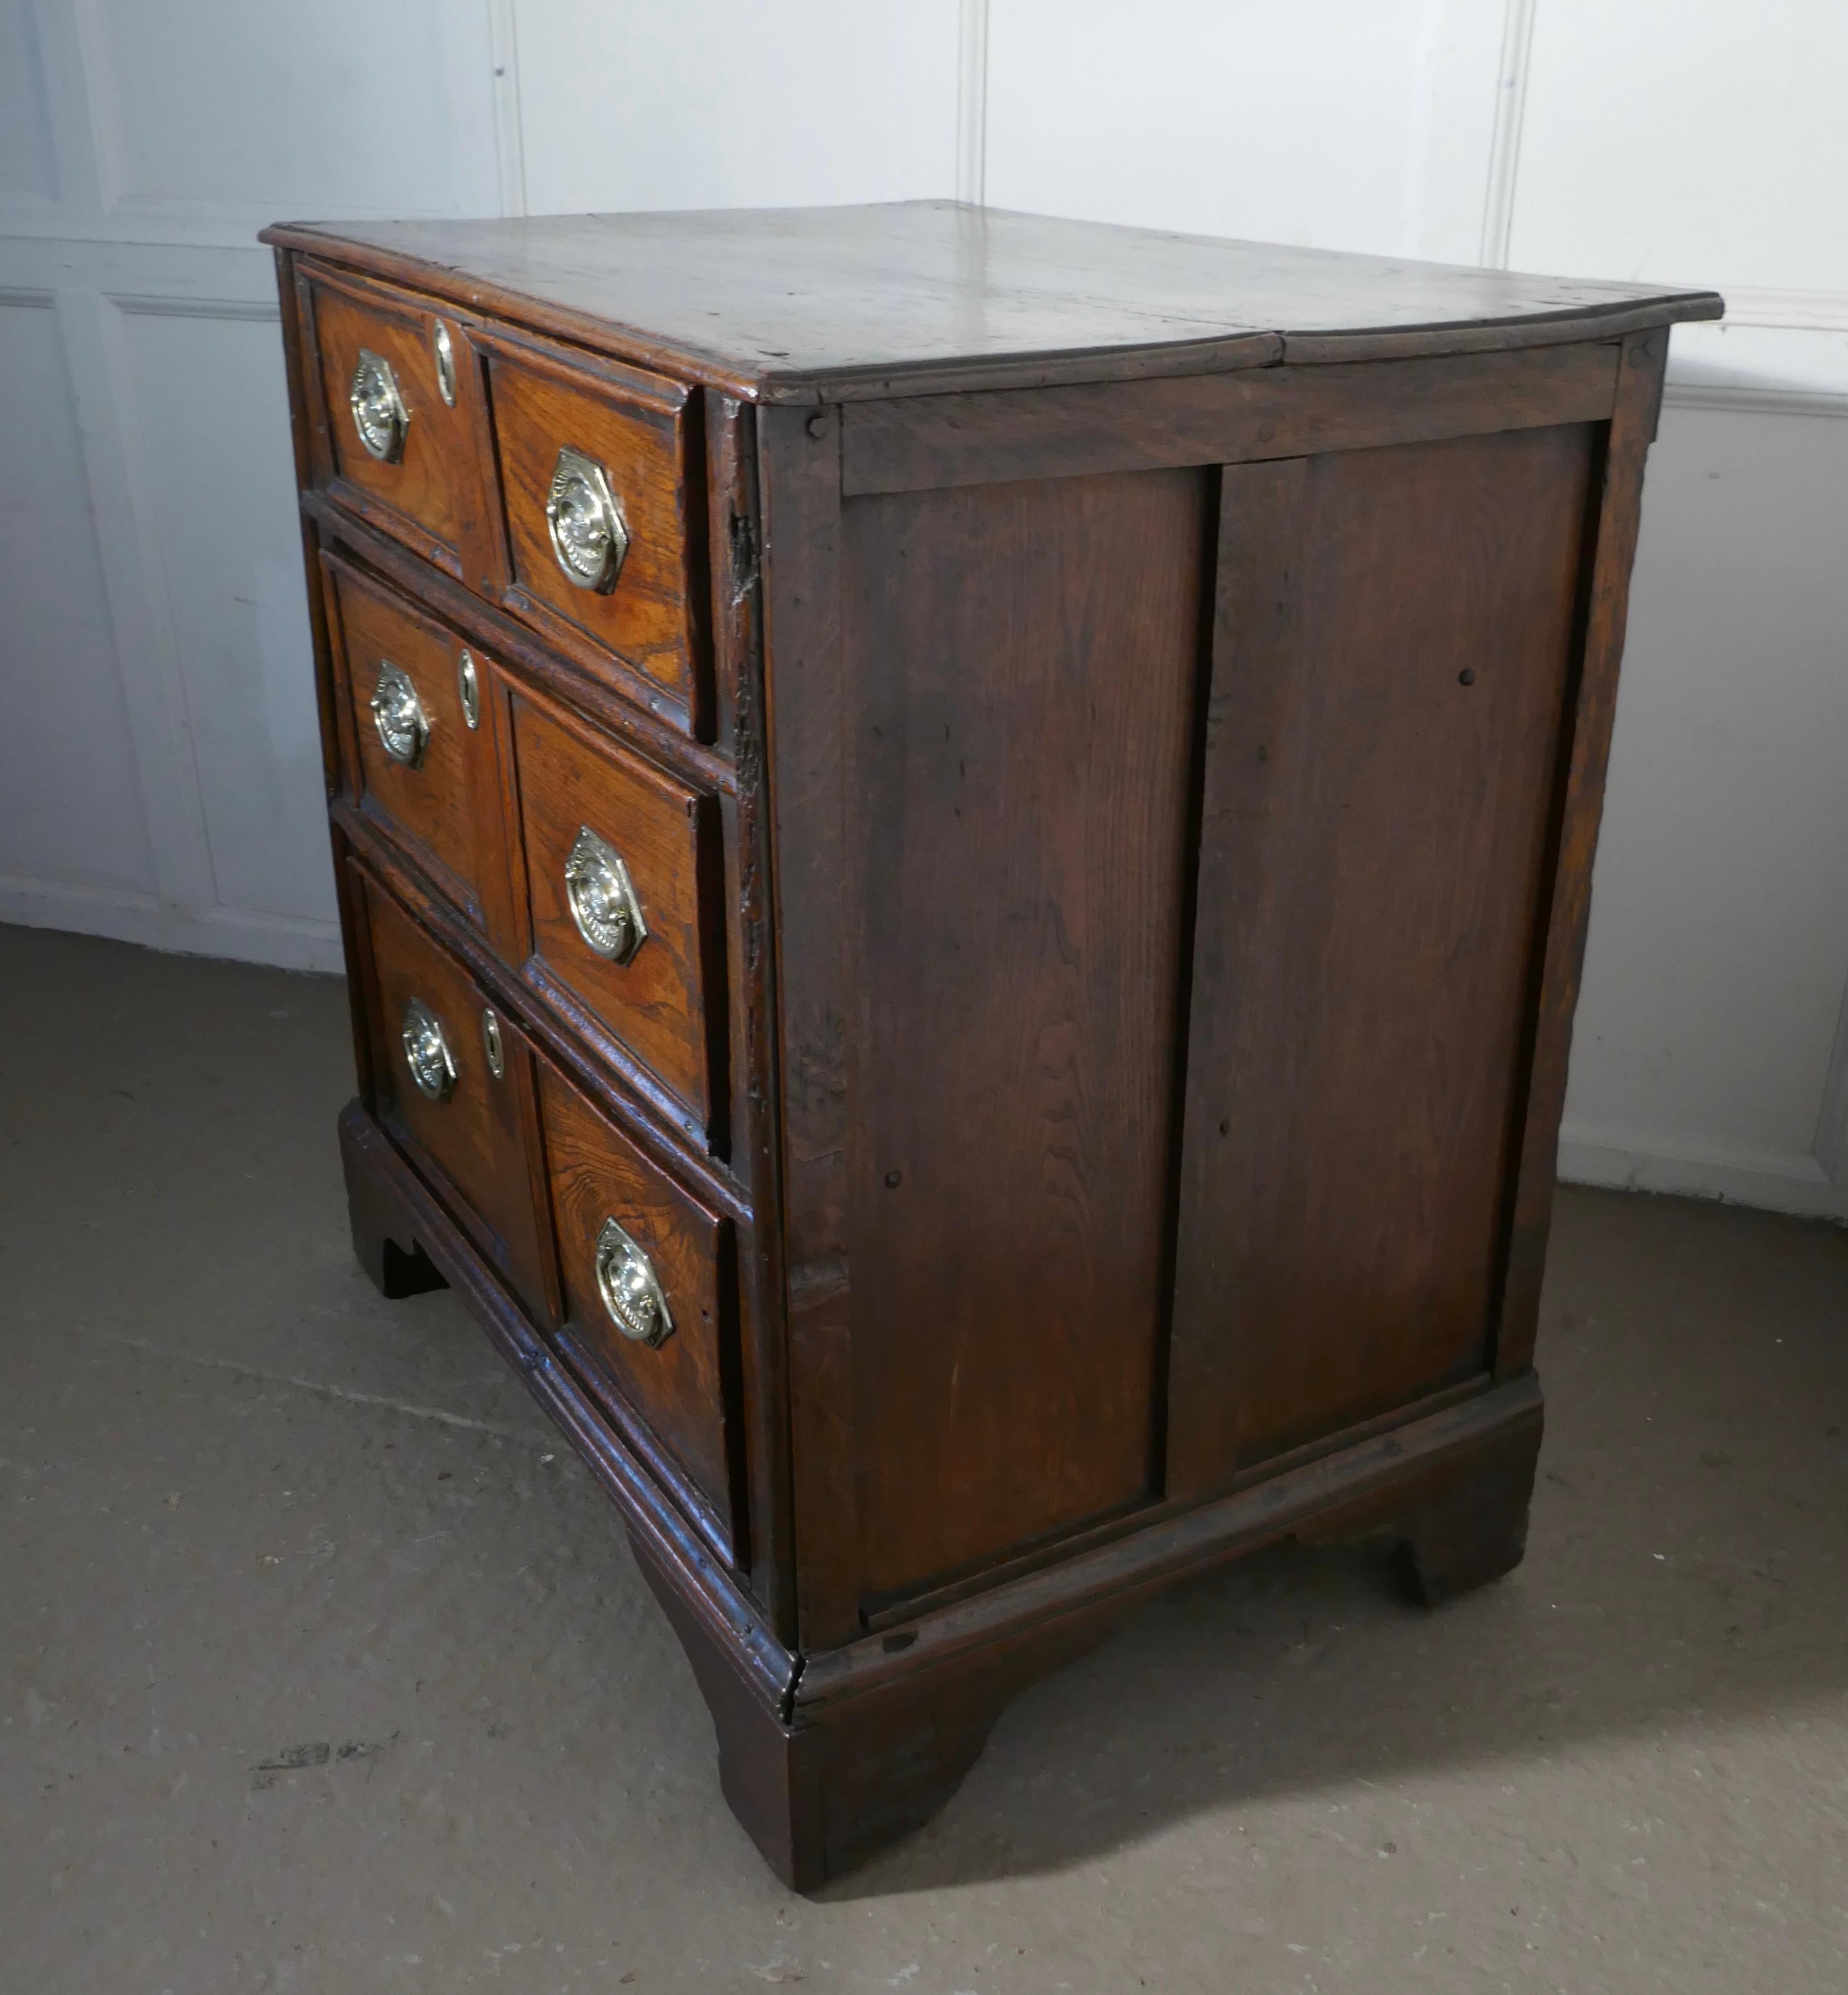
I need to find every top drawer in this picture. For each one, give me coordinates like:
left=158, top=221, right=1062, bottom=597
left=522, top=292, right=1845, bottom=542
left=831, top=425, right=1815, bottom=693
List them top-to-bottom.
left=300, top=263, right=495, bottom=582
left=478, top=331, right=709, bottom=736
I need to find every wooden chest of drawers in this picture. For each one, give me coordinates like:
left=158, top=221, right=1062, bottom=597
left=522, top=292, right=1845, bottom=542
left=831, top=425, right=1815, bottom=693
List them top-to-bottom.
left=264, top=202, right=1720, bottom=1888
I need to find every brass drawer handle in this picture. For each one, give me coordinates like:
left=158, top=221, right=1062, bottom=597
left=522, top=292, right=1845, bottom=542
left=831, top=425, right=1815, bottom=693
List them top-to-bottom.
left=432, top=319, right=457, bottom=407
left=349, top=348, right=409, bottom=463
left=545, top=445, right=629, bottom=593
left=457, top=648, right=480, bottom=729
left=370, top=660, right=429, bottom=768
left=564, top=824, right=647, bottom=965
left=401, top=998, right=457, bottom=1102
left=595, top=1217, right=674, bottom=1347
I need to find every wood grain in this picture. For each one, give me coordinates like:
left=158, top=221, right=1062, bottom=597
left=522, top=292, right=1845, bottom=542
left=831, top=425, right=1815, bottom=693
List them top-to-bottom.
left=265, top=203, right=1721, bottom=405
left=304, top=263, right=494, bottom=578
left=1495, top=329, right=1672, bottom=1379
left=484, top=333, right=706, bottom=729
left=843, top=341, right=1621, bottom=496
left=708, top=394, right=798, bottom=1638
left=758, top=403, right=862, bottom=1651
left=1166, top=425, right=1596, bottom=1490
left=843, top=466, right=1209, bottom=1603
left=310, top=495, right=734, bottom=801
left=326, top=554, right=498, bottom=932
left=509, top=688, right=719, bottom=1132
left=336, top=802, right=748, bottom=1228
left=356, top=866, right=554, bottom=1320
left=538, top=1058, right=739, bottom=1548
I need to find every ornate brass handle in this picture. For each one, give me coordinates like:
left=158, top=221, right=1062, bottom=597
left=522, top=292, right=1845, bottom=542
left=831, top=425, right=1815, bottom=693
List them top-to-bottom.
left=432, top=320, right=457, bottom=407
left=349, top=348, right=409, bottom=463
left=545, top=446, right=628, bottom=593
left=457, top=648, right=480, bottom=730
left=370, top=660, right=429, bottom=768
left=564, top=824, right=647, bottom=965
left=401, top=998, right=457, bottom=1102
left=594, top=1217, right=674, bottom=1346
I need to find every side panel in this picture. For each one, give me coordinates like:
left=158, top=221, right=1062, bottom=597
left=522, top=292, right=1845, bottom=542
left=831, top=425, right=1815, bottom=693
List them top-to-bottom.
left=1168, top=424, right=1597, bottom=1492
left=841, top=468, right=1210, bottom=1602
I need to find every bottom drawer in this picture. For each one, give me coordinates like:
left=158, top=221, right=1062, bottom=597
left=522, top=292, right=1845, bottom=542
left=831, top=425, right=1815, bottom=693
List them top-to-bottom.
left=355, top=867, right=555, bottom=1320
left=537, top=1063, right=739, bottom=1554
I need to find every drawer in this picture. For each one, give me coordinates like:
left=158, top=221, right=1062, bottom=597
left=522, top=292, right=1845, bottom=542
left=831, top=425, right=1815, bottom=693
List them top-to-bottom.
left=302, top=262, right=494, bottom=580
left=480, top=330, right=708, bottom=733
left=327, top=556, right=510, bottom=940
left=509, top=688, right=723, bottom=1139
left=355, top=867, right=555, bottom=1322
left=539, top=1062, right=738, bottom=1550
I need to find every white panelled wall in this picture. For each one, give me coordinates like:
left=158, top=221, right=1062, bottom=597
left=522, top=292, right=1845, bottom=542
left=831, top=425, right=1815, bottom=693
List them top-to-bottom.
left=3, top=1, right=1844, bottom=1221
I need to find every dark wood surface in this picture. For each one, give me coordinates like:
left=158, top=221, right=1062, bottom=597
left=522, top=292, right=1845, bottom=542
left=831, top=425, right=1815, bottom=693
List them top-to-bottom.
left=266, top=203, right=1722, bottom=404
left=273, top=208, right=1703, bottom=1890
left=301, top=263, right=494, bottom=576
left=1496, top=327, right=1672, bottom=1379
left=482, top=329, right=709, bottom=729
left=843, top=339, right=1621, bottom=496
left=704, top=395, right=800, bottom=1638
left=756, top=404, right=863, bottom=1654
left=1167, top=425, right=1595, bottom=1486
left=842, top=466, right=1209, bottom=1603
left=324, top=554, right=500, bottom=934
left=509, top=686, right=720, bottom=1131
left=354, top=864, right=555, bottom=1319
left=538, top=1059, right=740, bottom=1549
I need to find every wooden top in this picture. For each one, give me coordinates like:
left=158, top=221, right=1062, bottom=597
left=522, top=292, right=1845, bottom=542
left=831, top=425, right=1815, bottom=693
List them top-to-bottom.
left=264, top=200, right=1723, bottom=404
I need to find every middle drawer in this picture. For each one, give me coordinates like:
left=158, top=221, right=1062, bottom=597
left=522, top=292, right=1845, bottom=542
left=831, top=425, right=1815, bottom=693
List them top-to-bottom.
left=327, top=552, right=512, bottom=946
left=507, top=686, right=724, bottom=1142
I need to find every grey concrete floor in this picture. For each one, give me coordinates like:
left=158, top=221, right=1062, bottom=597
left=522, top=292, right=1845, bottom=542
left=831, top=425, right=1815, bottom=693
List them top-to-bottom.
left=2, top=922, right=1845, bottom=1995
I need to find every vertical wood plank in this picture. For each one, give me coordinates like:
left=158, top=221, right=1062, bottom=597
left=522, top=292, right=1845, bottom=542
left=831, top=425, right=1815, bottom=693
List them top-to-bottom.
left=1495, top=326, right=1670, bottom=1377
left=711, top=395, right=799, bottom=1640
left=759, top=402, right=862, bottom=1651
left=1169, top=422, right=1596, bottom=1495
left=1164, top=457, right=1309, bottom=1500
left=842, top=469, right=1207, bottom=1598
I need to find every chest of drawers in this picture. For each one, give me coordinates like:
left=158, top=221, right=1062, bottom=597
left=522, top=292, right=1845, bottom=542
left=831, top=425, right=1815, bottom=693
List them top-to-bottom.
left=265, top=202, right=1719, bottom=1888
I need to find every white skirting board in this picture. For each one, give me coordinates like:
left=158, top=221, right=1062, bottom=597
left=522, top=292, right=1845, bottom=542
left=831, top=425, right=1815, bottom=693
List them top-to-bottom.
left=0, top=875, right=343, bottom=977
left=1558, top=1123, right=1848, bottom=1225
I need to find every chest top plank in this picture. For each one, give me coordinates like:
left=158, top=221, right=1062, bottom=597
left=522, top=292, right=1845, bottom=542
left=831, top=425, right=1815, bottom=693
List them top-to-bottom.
left=263, top=200, right=1722, bottom=402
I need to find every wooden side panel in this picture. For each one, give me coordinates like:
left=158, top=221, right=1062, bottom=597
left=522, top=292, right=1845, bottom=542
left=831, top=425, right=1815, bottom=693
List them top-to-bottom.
left=1496, top=328, right=1670, bottom=1376
left=841, top=342, right=1620, bottom=498
left=708, top=395, right=799, bottom=1639
left=758, top=404, right=861, bottom=1651
left=1168, top=424, right=1597, bottom=1494
left=841, top=468, right=1210, bottom=1602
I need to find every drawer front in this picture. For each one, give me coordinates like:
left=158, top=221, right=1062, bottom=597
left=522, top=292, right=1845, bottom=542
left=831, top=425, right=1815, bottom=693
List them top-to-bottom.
left=304, top=263, right=490, bottom=578
left=482, top=331, right=705, bottom=730
left=328, top=557, right=506, bottom=936
left=510, top=689, right=720, bottom=1136
left=356, top=867, right=555, bottom=1321
left=539, top=1062, right=736, bottom=1546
